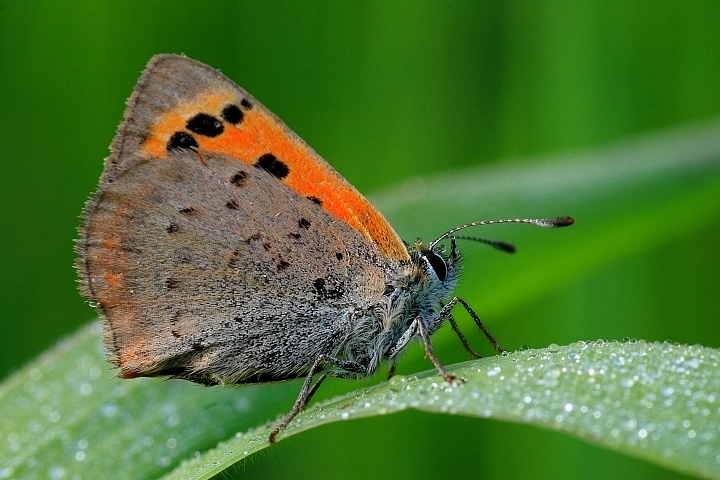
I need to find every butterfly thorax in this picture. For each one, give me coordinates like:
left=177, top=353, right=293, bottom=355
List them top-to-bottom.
left=340, top=242, right=461, bottom=375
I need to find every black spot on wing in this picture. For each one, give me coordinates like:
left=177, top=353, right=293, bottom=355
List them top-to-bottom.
left=241, top=98, right=253, bottom=109
left=221, top=104, right=244, bottom=125
left=186, top=113, right=224, bottom=137
left=167, top=132, right=198, bottom=152
left=254, top=153, right=290, bottom=179
left=230, top=171, right=248, bottom=187
left=308, top=196, right=322, bottom=205
left=226, top=199, right=239, bottom=210
left=299, top=218, right=311, bottom=229
left=167, top=221, right=179, bottom=233
left=227, top=248, right=242, bottom=268
left=312, top=278, right=344, bottom=299
left=313, top=278, right=325, bottom=294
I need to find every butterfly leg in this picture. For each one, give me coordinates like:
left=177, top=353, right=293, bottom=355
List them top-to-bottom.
left=439, top=297, right=506, bottom=354
left=456, top=297, right=506, bottom=353
left=440, top=300, right=482, bottom=359
left=447, top=313, right=482, bottom=358
left=414, top=316, right=456, bottom=384
left=386, top=318, right=452, bottom=382
left=268, top=354, right=367, bottom=443
left=386, top=360, right=397, bottom=380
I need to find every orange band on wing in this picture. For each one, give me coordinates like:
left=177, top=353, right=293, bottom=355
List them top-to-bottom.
left=139, top=91, right=408, bottom=262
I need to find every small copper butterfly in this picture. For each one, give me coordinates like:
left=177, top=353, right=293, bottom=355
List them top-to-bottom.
left=76, top=55, right=573, bottom=442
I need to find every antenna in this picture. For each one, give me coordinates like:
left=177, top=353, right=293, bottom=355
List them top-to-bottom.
left=428, top=216, right=574, bottom=250
left=452, top=235, right=517, bottom=253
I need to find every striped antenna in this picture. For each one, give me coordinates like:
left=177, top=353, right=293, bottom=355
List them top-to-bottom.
left=428, top=216, right=574, bottom=250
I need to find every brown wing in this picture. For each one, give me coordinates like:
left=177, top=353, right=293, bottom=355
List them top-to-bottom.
left=77, top=54, right=412, bottom=384
left=78, top=149, right=389, bottom=384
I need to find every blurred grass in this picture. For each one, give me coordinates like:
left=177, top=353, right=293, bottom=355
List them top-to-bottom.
left=1, top=2, right=719, bottom=479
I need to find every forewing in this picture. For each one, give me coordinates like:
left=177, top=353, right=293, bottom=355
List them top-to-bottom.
left=77, top=54, right=413, bottom=384
left=106, top=54, right=409, bottom=262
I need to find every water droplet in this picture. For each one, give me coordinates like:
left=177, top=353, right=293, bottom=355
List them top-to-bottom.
left=388, top=375, right=408, bottom=392
left=620, top=378, right=635, bottom=388
left=234, top=397, right=251, bottom=411
left=100, top=402, right=118, bottom=418
left=48, top=466, right=66, bottom=479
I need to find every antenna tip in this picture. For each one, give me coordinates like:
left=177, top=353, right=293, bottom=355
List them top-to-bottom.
left=550, top=216, right=574, bottom=227
left=496, top=241, right=516, bottom=253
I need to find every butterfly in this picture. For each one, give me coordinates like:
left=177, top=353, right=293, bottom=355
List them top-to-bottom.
left=76, top=54, right=572, bottom=442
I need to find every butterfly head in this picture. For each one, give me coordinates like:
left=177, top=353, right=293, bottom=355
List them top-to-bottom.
left=406, top=237, right=462, bottom=328
left=411, top=237, right=461, bottom=286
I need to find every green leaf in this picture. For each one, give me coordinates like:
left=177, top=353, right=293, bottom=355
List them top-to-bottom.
left=1, top=119, right=720, bottom=479
left=0, top=323, right=299, bottom=480
left=164, top=340, right=720, bottom=480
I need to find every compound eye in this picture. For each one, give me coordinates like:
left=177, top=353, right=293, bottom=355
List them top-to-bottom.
left=422, top=250, right=447, bottom=282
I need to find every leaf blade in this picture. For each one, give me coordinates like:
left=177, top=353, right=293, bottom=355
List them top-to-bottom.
left=164, top=341, right=720, bottom=480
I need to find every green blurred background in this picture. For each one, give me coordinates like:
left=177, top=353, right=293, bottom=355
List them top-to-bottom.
left=1, top=1, right=719, bottom=479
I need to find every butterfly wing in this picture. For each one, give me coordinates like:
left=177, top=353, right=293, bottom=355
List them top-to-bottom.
left=104, top=54, right=409, bottom=261
left=77, top=55, right=409, bottom=384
